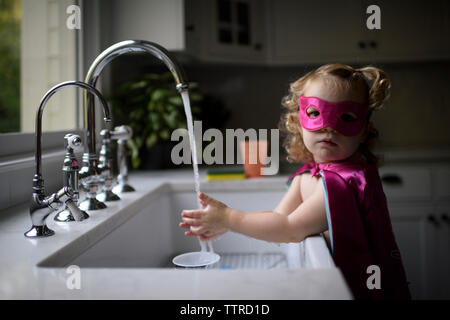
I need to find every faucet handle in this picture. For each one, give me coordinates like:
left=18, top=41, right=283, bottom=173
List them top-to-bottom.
left=111, top=125, right=133, bottom=141
left=111, top=125, right=135, bottom=194
left=96, top=128, right=121, bottom=202
left=100, top=128, right=111, bottom=140
left=64, top=133, right=83, bottom=153
left=55, top=134, right=90, bottom=223
left=62, top=134, right=82, bottom=191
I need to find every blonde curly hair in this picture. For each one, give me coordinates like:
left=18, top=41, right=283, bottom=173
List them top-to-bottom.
left=279, top=63, right=391, bottom=166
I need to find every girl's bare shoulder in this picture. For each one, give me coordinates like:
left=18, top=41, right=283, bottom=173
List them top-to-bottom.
left=300, top=172, right=322, bottom=201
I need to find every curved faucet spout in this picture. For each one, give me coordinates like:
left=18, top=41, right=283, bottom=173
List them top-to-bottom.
left=83, top=40, right=189, bottom=155
left=27, top=80, right=111, bottom=238
left=34, top=81, right=111, bottom=187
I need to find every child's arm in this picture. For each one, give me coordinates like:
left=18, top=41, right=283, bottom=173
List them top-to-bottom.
left=179, top=175, right=303, bottom=240
left=274, top=175, right=303, bottom=216
left=181, top=182, right=328, bottom=243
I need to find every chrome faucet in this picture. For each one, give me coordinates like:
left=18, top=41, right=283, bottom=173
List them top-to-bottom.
left=81, top=40, right=189, bottom=201
left=25, top=81, right=111, bottom=238
left=111, top=125, right=135, bottom=194
left=96, top=128, right=121, bottom=202
left=54, top=133, right=90, bottom=222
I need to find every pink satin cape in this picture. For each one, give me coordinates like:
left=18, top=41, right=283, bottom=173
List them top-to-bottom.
left=287, top=161, right=411, bottom=300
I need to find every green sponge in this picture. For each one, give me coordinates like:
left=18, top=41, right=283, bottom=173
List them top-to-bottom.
left=206, top=168, right=245, bottom=181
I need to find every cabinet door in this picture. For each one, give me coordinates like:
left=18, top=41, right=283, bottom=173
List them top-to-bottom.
left=111, top=0, right=185, bottom=50
left=185, top=0, right=267, bottom=63
left=266, top=0, right=449, bottom=65
left=267, top=0, right=364, bottom=65
left=362, top=0, right=450, bottom=62
left=379, top=165, right=432, bottom=202
left=435, top=165, right=450, bottom=201
left=433, top=166, right=450, bottom=299
left=435, top=204, right=450, bottom=299
left=389, top=205, right=436, bottom=299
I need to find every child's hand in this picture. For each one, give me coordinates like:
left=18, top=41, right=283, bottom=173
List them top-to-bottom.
left=179, top=192, right=230, bottom=241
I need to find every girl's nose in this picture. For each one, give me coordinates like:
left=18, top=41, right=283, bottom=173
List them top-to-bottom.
left=320, top=127, right=337, bottom=134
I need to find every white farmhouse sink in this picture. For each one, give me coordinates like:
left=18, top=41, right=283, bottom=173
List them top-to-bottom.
left=7, top=174, right=351, bottom=299
left=38, top=180, right=334, bottom=271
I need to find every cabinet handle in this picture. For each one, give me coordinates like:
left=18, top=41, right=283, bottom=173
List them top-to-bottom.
left=185, top=25, right=195, bottom=32
left=358, top=41, right=366, bottom=49
left=369, top=41, right=377, bottom=49
left=254, top=43, right=263, bottom=51
left=381, top=174, right=403, bottom=185
left=442, top=213, right=449, bottom=224
left=427, top=214, right=440, bottom=227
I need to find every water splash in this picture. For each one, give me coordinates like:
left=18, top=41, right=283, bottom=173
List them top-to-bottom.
left=180, top=90, right=212, bottom=253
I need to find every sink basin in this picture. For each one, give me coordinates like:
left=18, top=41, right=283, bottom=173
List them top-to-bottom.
left=29, top=177, right=348, bottom=299
left=38, top=180, right=334, bottom=270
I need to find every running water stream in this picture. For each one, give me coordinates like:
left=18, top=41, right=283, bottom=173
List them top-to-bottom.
left=180, top=91, right=212, bottom=253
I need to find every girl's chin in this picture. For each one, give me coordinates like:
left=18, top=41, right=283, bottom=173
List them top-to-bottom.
left=313, top=151, right=345, bottom=163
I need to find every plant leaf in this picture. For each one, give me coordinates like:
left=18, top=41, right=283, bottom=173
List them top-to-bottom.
left=143, top=73, right=162, bottom=81
left=129, top=80, right=148, bottom=90
left=188, top=82, right=199, bottom=90
left=151, top=88, right=172, bottom=101
left=189, top=92, right=203, bottom=102
left=168, top=96, right=183, bottom=106
left=147, top=100, right=156, bottom=111
left=163, top=111, right=178, bottom=128
left=149, top=112, right=161, bottom=131
left=159, top=129, right=170, bottom=140
left=145, top=132, right=158, bottom=149
left=134, top=136, right=143, bottom=149
left=127, top=139, right=141, bottom=169
left=132, top=156, right=141, bottom=169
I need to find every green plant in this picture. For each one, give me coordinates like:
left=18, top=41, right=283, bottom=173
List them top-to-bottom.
left=110, top=72, right=203, bottom=169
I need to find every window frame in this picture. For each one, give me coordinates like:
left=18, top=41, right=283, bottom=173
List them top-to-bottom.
left=0, top=0, right=85, bottom=161
left=0, top=0, right=87, bottom=213
left=0, top=130, right=83, bottom=158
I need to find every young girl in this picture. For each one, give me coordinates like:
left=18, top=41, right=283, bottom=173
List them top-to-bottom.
left=180, top=64, right=411, bottom=300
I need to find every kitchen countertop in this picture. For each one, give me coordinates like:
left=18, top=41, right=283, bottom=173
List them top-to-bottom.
left=0, top=169, right=351, bottom=300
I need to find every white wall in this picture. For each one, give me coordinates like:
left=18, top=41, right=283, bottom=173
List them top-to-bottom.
left=110, top=0, right=185, bottom=50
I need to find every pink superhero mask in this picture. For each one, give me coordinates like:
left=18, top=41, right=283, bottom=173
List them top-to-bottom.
left=299, top=96, right=369, bottom=136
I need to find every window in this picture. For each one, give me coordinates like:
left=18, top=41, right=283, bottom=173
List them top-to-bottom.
left=0, top=0, right=80, bottom=136
left=0, top=0, right=21, bottom=133
left=0, top=0, right=83, bottom=211
left=216, top=0, right=251, bottom=46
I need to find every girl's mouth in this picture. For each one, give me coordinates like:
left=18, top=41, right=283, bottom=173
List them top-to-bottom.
left=319, top=139, right=337, bottom=146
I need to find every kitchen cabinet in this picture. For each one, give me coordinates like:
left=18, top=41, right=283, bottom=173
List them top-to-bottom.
left=108, top=0, right=185, bottom=51
left=184, top=0, right=450, bottom=65
left=185, top=0, right=267, bottom=63
left=267, top=0, right=450, bottom=65
left=267, top=0, right=365, bottom=65
left=358, top=0, right=450, bottom=63
left=380, top=163, right=450, bottom=299
left=433, top=164, right=450, bottom=299
left=433, top=164, right=450, bottom=298
left=379, top=165, right=432, bottom=202
left=435, top=165, right=450, bottom=201
left=435, top=204, right=450, bottom=299
left=389, top=205, right=435, bottom=299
